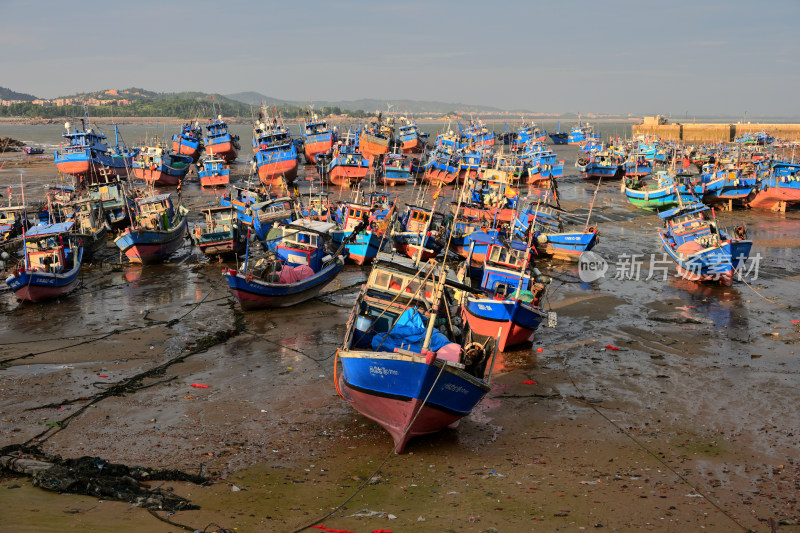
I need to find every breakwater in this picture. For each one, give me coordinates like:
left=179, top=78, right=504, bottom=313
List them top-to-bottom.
left=632, top=122, right=800, bottom=143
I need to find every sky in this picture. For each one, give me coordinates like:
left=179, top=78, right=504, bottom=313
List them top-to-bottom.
left=2, top=0, right=799, bottom=117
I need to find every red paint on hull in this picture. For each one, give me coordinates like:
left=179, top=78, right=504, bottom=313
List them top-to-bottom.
left=359, top=134, right=389, bottom=159
left=401, top=138, right=424, bottom=154
left=304, top=140, right=333, bottom=164
left=172, top=142, right=201, bottom=159
left=206, top=142, right=238, bottom=163
left=258, top=159, right=298, bottom=185
left=56, top=160, right=93, bottom=176
left=328, top=166, right=368, bottom=187
left=133, top=167, right=180, bottom=186
left=422, top=168, right=457, bottom=185
left=200, top=174, right=230, bottom=188
left=748, top=187, right=800, bottom=210
left=395, top=242, right=437, bottom=261
left=676, top=266, right=734, bottom=287
left=13, top=278, right=79, bottom=303
left=462, top=308, right=534, bottom=352
left=338, top=375, right=462, bottom=453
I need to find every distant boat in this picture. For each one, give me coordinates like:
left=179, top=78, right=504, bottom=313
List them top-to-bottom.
left=204, top=115, right=240, bottom=162
left=396, top=117, right=427, bottom=154
left=359, top=119, right=392, bottom=160
left=172, top=122, right=204, bottom=160
left=325, top=135, right=370, bottom=188
left=132, top=145, right=193, bottom=186
left=23, top=146, right=45, bottom=155
left=197, top=157, right=230, bottom=188
left=114, top=194, right=187, bottom=264
left=223, top=220, right=345, bottom=310
left=5, top=222, right=84, bottom=303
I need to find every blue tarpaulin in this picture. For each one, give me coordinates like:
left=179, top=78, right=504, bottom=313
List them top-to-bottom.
left=371, top=308, right=450, bottom=353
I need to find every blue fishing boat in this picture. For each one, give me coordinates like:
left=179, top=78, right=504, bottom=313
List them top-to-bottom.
left=54, top=108, right=137, bottom=184
left=252, top=111, right=298, bottom=187
left=302, top=113, right=336, bottom=164
left=204, top=115, right=240, bottom=163
left=397, top=117, right=427, bottom=154
left=461, top=120, right=495, bottom=147
left=172, top=122, right=204, bottom=161
left=325, top=133, right=371, bottom=188
left=23, top=146, right=45, bottom=155
left=422, top=147, right=460, bottom=185
left=576, top=148, right=623, bottom=179
left=378, top=152, right=412, bottom=186
left=198, top=157, right=230, bottom=188
left=623, top=171, right=694, bottom=210
left=87, top=176, right=131, bottom=230
left=114, top=194, right=188, bottom=264
left=248, top=196, right=296, bottom=244
left=330, top=201, right=384, bottom=265
left=514, top=202, right=599, bottom=260
left=658, top=202, right=751, bottom=286
left=0, top=205, right=27, bottom=249
left=223, top=220, right=345, bottom=310
left=5, top=222, right=84, bottom=303
left=461, top=241, right=553, bottom=352
left=336, top=252, right=495, bottom=452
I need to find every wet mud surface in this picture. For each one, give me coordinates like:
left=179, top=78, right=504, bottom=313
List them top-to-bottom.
left=1, top=140, right=799, bottom=532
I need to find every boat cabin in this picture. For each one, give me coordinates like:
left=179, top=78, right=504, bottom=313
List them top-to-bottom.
left=135, top=194, right=175, bottom=231
left=338, top=202, right=372, bottom=232
left=659, top=204, right=719, bottom=249
left=403, top=206, right=432, bottom=233
left=275, top=220, right=335, bottom=270
left=24, top=222, right=76, bottom=272
left=479, top=243, right=532, bottom=295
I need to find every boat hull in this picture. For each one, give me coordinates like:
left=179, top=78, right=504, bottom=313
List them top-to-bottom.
left=206, top=141, right=238, bottom=162
left=114, top=218, right=187, bottom=264
left=224, top=259, right=344, bottom=310
left=462, top=297, right=545, bottom=352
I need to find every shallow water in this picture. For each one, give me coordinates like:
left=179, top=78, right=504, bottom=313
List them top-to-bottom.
left=1, top=126, right=798, bottom=531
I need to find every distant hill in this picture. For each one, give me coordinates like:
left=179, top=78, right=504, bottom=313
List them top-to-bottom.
left=0, top=86, right=37, bottom=101
left=223, top=92, right=502, bottom=114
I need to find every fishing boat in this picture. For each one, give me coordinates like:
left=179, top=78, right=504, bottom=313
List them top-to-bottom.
left=54, top=109, right=137, bottom=183
left=302, top=113, right=335, bottom=164
left=252, top=114, right=298, bottom=186
left=204, top=115, right=240, bottom=162
left=396, top=117, right=427, bottom=153
left=359, top=119, right=392, bottom=159
left=461, top=120, right=495, bottom=147
left=172, top=122, right=204, bottom=160
left=325, top=137, right=371, bottom=188
left=131, top=145, right=193, bottom=186
left=23, top=146, right=45, bottom=155
left=421, top=147, right=460, bottom=185
left=577, top=149, right=623, bottom=179
left=623, top=151, right=653, bottom=178
left=378, top=152, right=412, bottom=186
left=197, top=157, right=230, bottom=188
left=623, top=171, right=694, bottom=210
left=748, top=173, right=800, bottom=212
left=86, top=176, right=130, bottom=230
left=220, top=183, right=269, bottom=219
left=300, top=190, right=331, bottom=221
left=114, top=194, right=188, bottom=264
left=248, top=196, right=296, bottom=244
left=60, top=197, right=108, bottom=261
left=330, top=201, right=384, bottom=265
left=514, top=201, right=599, bottom=260
left=658, top=202, right=752, bottom=286
left=392, top=204, right=444, bottom=261
left=0, top=205, right=28, bottom=251
left=191, top=206, right=246, bottom=258
left=223, top=220, right=345, bottom=310
left=5, top=222, right=84, bottom=303
left=461, top=241, right=553, bottom=352
left=335, top=252, right=496, bottom=452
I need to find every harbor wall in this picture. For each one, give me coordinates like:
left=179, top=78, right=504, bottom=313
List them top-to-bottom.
left=632, top=122, right=800, bottom=143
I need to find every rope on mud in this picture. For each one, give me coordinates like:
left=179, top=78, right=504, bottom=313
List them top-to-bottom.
left=733, top=265, right=790, bottom=308
left=559, top=351, right=749, bottom=532
left=290, top=363, right=447, bottom=533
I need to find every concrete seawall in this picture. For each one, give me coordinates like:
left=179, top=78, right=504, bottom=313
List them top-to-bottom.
left=632, top=123, right=800, bottom=143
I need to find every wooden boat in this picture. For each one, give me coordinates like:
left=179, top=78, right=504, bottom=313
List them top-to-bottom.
left=204, top=115, right=240, bottom=162
left=396, top=117, right=427, bottom=154
left=461, top=120, right=495, bottom=147
left=172, top=122, right=204, bottom=160
left=132, top=145, right=193, bottom=186
left=23, top=146, right=45, bottom=155
left=421, top=147, right=459, bottom=185
left=198, top=157, right=230, bottom=188
left=747, top=168, right=800, bottom=212
left=623, top=171, right=694, bottom=210
left=300, top=191, right=331, bottom=221
left=114, top=194, right=188, bottom=264
left=60, top=197, right=108, bottom=261
left=514, top=202, right=599, bottom=260
left=658, top=202, right=752, bottom=286
left=0, top=205, right=27, bottom=250
left=191, top=206, right=246, bottom=258
left=223, top=220, right=345, bottom=310
left=5, top=222, right=84, bottom=303
left=461, top=242, right=553, bottom=352
left=336, top=252, right=495, bottom=453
